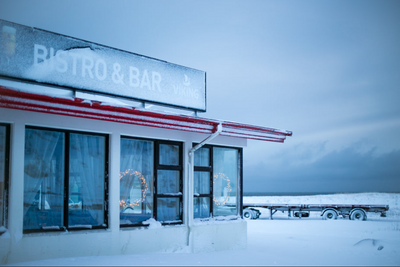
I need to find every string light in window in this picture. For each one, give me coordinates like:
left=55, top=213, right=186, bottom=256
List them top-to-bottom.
left=119, top=169, right=148, bottom=208
left=212, top=172, right=232, bottom=206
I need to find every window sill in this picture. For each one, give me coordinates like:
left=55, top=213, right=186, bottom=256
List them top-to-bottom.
left=193, top=215, right=242, bottom=225
left=23, top=226, right=108, bottom=236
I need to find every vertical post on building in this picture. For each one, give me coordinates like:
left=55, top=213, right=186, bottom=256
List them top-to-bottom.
left=187, top=123, right=222, bottom=252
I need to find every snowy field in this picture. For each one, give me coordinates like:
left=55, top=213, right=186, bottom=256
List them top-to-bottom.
left=7, top=193, right=400, bottom=266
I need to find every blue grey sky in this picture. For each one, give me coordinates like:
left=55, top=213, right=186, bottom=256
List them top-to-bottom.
left=1, top=0, right=399, bottom=193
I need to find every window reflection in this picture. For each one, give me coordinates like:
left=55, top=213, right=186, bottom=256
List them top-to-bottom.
left=23, top=128, right=108, bottom=232
left=23, top=129, right=65, bottom=230
left=68, top=133, right=106, bottom=227
left=120, top=138, right=153, bottom=225
left=120, top=139, right=183, bottom=225
left=159, top=144, right=179, bottom=166
left=193, top=145, right=241, bottom=219
left=194, top=147, right=209, bottom=167
left=213, top=147, right=238, bottom=216
left=157, top=170, right=180, bottom=194
left=194, top=172, right=210, bottom=195
left=194, top=197, right=210, bottom=219
left=157, top=198, right=180, bottom=222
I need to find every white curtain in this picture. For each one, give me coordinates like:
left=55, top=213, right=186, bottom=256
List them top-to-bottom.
left=23, top=129, right=64, bottom=229
left=69, top=133, right=105, bottom=226
left=120, top=138, right=153, bottom=223
left=157, top=144, right=181, bottom=222
left=159, top=144, right=179, bottom=165
left=194, top=147, right=210, bottom=193
left=194, top=147, right=209, bottom=167
left=213, top=147, right=238, bottom=216
left=193, top=148, right=211, bottom=218
left=194, top=171, right=210, bottom=218
left=157, top=197, right=180, bottom=222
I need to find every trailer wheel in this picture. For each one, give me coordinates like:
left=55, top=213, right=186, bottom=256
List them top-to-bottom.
left=243, top=209, right=254, bottom=220
left=322, top=209, right=338, bottom=220
left=350, top=209, right=366, bottom=221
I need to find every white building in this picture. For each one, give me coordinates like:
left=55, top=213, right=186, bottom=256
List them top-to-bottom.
left=0, top=19, right=291, bottom=265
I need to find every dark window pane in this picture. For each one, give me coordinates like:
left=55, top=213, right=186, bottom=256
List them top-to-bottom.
left=0, top=126, right=6, bottom=226
left=23, top=129, right=65, bottom=230
left=69, top=133, right=105, bottom=227
left=120, top=138, right=153, bottom=225
left=159, top=144, right=179, bottom=165
left=194, top=147, right=209, bottom=167
left=213, top=147, right=238, bottom=216
left=157, top=170, right=180, bottom=194
left=194, top=171, right=210, bottom=195
left=194, top=197, right=210, bottom=219
left=157, top=198, right=180, bottom=222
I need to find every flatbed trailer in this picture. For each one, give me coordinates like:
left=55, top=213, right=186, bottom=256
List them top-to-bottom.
left=242, top=203, right=389, bottom=221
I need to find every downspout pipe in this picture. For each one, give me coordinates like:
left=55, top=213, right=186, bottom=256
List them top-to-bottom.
left=187, top=123, right=223, bottom=252
left=189, top=123, right=223, bottom=157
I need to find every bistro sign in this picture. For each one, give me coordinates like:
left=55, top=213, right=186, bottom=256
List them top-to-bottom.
left=0, top=19, right=206, bottom=111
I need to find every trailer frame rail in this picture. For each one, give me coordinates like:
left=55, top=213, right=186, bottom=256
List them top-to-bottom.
left=242, top=203, right=389, bottom=221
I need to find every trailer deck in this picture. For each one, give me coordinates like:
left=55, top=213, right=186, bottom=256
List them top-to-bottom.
left=242, top=203, right=389, bottom=220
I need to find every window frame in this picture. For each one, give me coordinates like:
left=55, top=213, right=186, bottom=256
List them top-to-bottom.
left=0, top=123, right=10, bottom=230
left=23, top=126, right=109, bottom=234
left=119, top=136, right=155, bottom=228
left=120, top=136, right=183, bottom=227
left=154, top=140, right=183, bottom=225
left=193, top=144, right=243, bottom=219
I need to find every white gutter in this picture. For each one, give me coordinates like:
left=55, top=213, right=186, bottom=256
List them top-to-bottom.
left=186, top=123, right=223, bottom=252
left=189, top=123, right=223, bottom=157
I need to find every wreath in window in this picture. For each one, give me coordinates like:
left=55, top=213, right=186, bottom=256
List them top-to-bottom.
left=119, top=169, right=148, bottom=209
left=212, top=172, right=232, bottom=206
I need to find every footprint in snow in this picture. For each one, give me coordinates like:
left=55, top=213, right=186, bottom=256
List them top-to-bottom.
left=353, top=238, right=384, bottom=251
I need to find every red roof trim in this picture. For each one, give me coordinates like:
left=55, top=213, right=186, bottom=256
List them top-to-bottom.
left=0, top=87, right=292, bottom=142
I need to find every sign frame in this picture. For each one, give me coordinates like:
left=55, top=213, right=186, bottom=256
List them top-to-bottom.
left=0, top=19, right=207, bottom=111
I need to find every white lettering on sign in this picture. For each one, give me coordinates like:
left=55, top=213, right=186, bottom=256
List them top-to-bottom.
left=32, top=44, right=163, bottom=91
left=33, top=44, right=47, bottom=66
left=55, top=50, right=68, bottom=73
left=69, top=52, right=79, bottom=76
left=82, top=56, right=94, bottom=78
left=95, top=59, right=107, bottom=80
left=128, top=66, right=162, bottom=92
left=129, top=66, right=140, bottom=87
left=141, top=69, right=150, bottom=90
left=152, top=72, right=161, bottom=92
left=172, top=74, right=199, bottom=99
left=173, top=85, right=199, bottom=99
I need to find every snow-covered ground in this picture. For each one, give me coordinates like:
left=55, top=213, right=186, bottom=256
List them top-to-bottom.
left=6, top=193, right=400, bottom=266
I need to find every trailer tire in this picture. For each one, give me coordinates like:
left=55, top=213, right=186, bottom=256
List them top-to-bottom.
left=243, top=209, right=254, bottom=220
left=322, top=209, right=338, bottom=220
left=350, top=209, right=366, bottom=221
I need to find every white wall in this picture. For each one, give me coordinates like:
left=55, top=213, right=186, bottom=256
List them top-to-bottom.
left=0, top=107, right=247, bottom=265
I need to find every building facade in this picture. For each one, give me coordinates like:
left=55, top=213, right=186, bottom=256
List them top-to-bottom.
left=0, top=19, right=291, bottom=265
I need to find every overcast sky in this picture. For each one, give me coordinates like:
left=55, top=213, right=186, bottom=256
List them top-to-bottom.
left=1, top=0, right=399, bottom=194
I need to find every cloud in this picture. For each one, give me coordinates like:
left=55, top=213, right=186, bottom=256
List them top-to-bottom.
left=244, top=143, right=400, bottom=194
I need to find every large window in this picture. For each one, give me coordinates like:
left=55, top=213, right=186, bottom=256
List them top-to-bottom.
left=0, top=124, right=10, bottom=230
left=23, top=127, right=108, bottom=233
left=120, top=137, right=183, bottom=226
left=193, top=145, right=242, bottom=219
